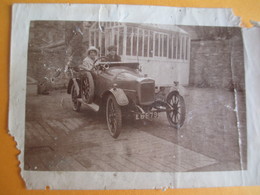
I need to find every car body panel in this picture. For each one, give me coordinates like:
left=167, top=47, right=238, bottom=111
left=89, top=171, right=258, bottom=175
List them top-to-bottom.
left=92, top=63, right=155, bottom=105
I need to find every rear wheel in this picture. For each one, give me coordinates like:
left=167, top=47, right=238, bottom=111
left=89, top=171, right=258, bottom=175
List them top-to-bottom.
left=71, top=84, right=81, bottom=112
left=166, top=91, right=185, bottom=129
left=106, top=94, right=122, bottom=138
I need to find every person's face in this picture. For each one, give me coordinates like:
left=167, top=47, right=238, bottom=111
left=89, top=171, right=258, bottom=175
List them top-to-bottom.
left=109, top=50, right=116, bottom=56
left=89, top=51, right=97, bottom=59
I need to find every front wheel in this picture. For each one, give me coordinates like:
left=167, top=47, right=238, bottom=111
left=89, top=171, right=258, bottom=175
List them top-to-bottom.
left=71, top=84, right=81, bottom=112
left=166, top=91, right=186, bottom=129
left=106, top=94, right=122, bottom=138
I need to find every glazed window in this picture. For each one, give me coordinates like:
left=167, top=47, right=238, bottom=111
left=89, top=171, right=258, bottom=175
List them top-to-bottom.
left=89, top=22, right=190, bottom=60
left=126, top=27, right=132, bottom=55
left=113, top=28, right=118, bottom=46
left=118, top=28, right=124, bottom=55
left=126, top=28, right=155, bottom=58
left=132, top=28, right=138, bottom=56
left=138, top=29, right=143, bottom=56
left=143, top=30, right=149, bottom=57
left=149, top=31, right=154, bottom=57
left=154, top=32, right=168, bottom=58
left=101, top=33, right=105, bottom=56
left=154, top=33, right=159, bottom=56
left=160, top=34, right=163, bottom=56
left=163, top=34, right=168, bottom=57
left=177, top=35, right=181, bottom=59
left=168, top=36, right=172, bottom=59
left=172, top=36, right=177, bottom=59
left=182, top=36, right=186, bottom=60
left=185, top=37, right=189, bottom=60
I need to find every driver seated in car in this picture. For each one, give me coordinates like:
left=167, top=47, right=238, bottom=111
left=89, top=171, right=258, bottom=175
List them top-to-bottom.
left=105, top=45, right=121, bottom=62
left=79, top=46, right=99, bottom=71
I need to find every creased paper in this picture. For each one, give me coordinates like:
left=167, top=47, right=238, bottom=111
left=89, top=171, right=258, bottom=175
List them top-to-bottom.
left=9, top=4, right=260, bottom=190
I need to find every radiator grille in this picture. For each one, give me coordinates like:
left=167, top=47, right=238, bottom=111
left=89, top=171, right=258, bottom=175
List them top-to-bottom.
left=140, top=82, right=155, bottom=104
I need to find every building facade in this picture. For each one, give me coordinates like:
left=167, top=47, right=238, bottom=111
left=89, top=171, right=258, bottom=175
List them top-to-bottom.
left=89, top=22, right=191, bottom=86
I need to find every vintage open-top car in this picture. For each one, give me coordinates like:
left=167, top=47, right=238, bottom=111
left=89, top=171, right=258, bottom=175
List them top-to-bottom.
left=67, top=57, right=186, bottom=138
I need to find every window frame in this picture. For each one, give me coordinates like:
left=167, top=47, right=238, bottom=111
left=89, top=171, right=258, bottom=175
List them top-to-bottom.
left=89, top=22, right=190, bottom=61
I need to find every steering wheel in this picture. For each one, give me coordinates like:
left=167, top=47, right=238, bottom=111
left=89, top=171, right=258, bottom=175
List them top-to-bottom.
left=93, top=56, right=110, bottom=70
left=93, top=56, right=108, bottom=65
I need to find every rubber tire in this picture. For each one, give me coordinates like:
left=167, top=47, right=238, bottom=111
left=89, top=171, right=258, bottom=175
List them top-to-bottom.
left=82, top=71, right=94, bottom=104
left=71, top=84, right=81, bottom=112
left=166, top=91, right=186, bottom=129
left=106, top=94, right=122, bottom=139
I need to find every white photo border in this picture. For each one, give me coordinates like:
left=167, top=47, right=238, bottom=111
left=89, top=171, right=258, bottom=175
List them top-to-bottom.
left=9, top=3, right=259, bottom=189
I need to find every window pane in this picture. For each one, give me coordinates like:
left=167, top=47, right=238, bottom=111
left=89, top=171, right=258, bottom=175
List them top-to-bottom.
left=119, top=27, right=124, bottom=55
left=126, top=27, right=132, bottom=55
left=114, top=28, right=118, bottom=46
left=133, top=28, right=137, bottom=56
left=106, top=29, right=112, bottom=47
left=138, top=29, right=143, bottom=56
left=144, top=30, right=148, bottom=57
left=149, top=31, right=154, bottom=57
left=99, top=32, right=102, bottom=55
left=155, top=33, right=159, bottom=56
left=101, top=34, right=105, bottom=56
left=159, top=34, right=163, bottom=57
left=164, top=35, right=167, bottom=57
left=177, top=35, right=181, bottom=59
left=168, top=36, right=172, bottom=59
left=172, top=36, right=176, bottom=59
left=182, top=37, right=185, bottom=60
left=186, top=37, right=189, bottom=60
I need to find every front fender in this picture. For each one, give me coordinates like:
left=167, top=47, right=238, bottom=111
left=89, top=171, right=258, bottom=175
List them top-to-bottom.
left=67, top=78, right=80, bottom=96
left=169, top=84, right=187, bottom=96
left=169, top=85, right=178, bottom=92
left=109, top=88, right=129, bottom=106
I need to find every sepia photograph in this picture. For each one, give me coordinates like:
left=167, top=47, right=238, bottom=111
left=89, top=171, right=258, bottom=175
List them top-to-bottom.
left=24, top=21, right=247, bottom=173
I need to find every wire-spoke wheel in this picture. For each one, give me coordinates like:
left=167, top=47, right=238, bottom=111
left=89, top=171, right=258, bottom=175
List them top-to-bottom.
left=81, top=72, right=94, bottom=104
left=71, top=84, right=81, bottom=112
left=166, top=91, right=186, bottom=129
left=106, top=94, right=122, bottom=138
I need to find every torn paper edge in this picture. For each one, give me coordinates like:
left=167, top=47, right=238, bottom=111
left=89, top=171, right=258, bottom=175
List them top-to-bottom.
left=8, top=3, right=260, bottom=189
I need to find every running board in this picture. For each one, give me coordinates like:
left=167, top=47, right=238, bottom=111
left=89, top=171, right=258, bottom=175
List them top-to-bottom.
left=77, top=99, right=100, bottom=112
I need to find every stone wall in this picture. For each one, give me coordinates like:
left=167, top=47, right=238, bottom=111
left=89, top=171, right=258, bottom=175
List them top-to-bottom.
left=27, top=21, right=90, bottom=93
left=28, top=21, right=67, bottom=90
left=189, top=37, right=245, bottom=90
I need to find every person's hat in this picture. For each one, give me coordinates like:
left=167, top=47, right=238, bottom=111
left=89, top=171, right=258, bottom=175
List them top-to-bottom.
left=107, top=45, right=117, bottom=51
left=87, top=46, right=99, bottom=55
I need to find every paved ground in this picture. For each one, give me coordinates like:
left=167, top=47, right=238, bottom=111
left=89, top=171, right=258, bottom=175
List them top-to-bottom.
left=24, top=87, right=247, bottom=172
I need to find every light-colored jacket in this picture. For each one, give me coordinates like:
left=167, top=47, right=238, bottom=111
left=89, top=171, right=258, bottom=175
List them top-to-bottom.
left=81, top=56, right=96, bottom=70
